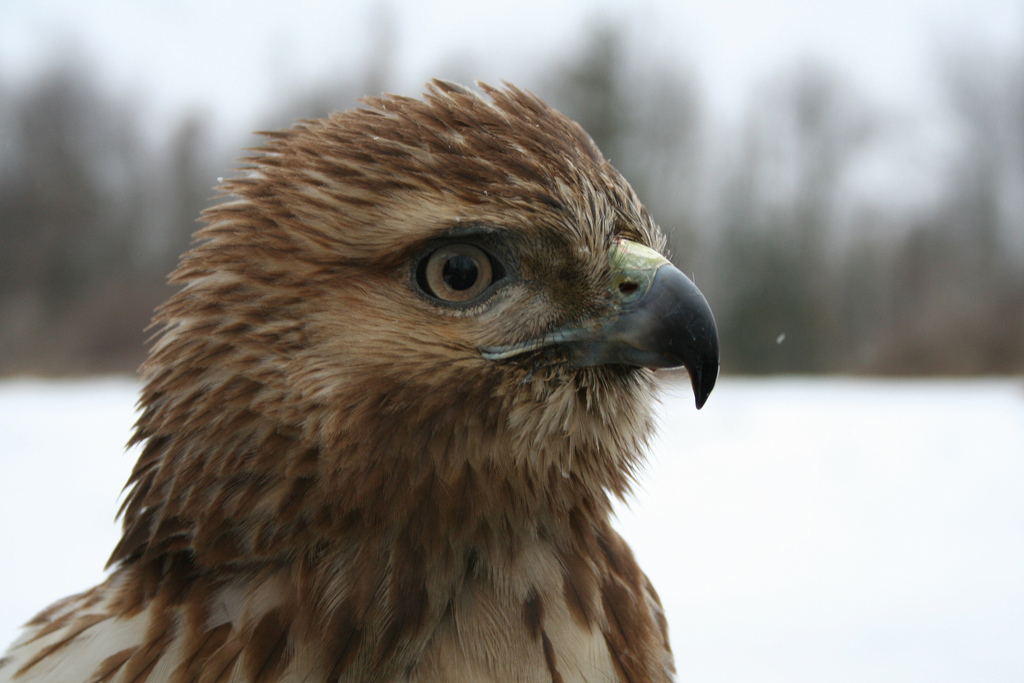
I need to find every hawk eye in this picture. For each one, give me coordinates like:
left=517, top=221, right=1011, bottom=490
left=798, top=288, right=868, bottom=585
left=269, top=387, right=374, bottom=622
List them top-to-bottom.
left=418, top=243, right=501, bottom=303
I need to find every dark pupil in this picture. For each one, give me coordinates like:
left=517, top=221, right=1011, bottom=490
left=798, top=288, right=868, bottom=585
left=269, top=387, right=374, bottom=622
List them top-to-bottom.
left=442, top=255, right=479, bottom=290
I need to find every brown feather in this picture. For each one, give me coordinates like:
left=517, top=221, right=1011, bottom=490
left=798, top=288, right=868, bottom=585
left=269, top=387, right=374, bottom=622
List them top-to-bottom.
left=90, top=648, right=136, bottom=683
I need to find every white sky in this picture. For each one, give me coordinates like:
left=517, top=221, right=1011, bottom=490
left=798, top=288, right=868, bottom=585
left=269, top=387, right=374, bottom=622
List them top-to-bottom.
left=1, top=0, right=1022, bottom=136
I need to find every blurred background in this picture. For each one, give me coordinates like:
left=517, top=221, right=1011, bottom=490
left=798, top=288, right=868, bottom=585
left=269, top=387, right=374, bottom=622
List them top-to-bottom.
left=2, top=0, right=1022, bottom=377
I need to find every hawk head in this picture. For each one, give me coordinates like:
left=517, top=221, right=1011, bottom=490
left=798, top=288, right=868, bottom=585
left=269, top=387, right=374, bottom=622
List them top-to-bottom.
left=114, top=80, right=718, bottom=573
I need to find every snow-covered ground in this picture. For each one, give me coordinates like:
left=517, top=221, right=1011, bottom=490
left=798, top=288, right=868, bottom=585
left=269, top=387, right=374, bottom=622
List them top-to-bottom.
left=1, top=376, right=1022, bottom=681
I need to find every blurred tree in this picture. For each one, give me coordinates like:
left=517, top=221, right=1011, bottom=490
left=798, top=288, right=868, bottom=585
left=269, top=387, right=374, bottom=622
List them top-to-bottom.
left=259, top=5, right=400, bottom=130
left=538, top=21, right=706, bottom=262
left=877, top=46, right=1024, bottom=374
left=0, top=60, right=218, bottom=374
left=0, top=62, right=140, bottom=371
left=713, top=62, right=878, bottom=373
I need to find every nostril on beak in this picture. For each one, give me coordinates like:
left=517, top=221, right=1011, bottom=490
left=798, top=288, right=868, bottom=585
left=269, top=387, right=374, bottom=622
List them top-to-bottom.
left=618, top=280, right=639, bottom=296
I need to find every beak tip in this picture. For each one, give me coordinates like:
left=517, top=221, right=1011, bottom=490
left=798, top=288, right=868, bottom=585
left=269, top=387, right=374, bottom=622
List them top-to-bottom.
left=689, top=357, right=719, bottom=410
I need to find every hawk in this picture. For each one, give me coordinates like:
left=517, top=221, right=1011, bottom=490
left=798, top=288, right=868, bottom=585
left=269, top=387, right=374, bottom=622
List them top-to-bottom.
left=0, top=81, right=718, bottom=683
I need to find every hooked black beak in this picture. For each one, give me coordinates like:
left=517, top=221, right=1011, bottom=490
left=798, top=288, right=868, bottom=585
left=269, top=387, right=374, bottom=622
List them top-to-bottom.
left=482, top=240, right=720, bottom=409
left=584, top=262, right=719, bottom=408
